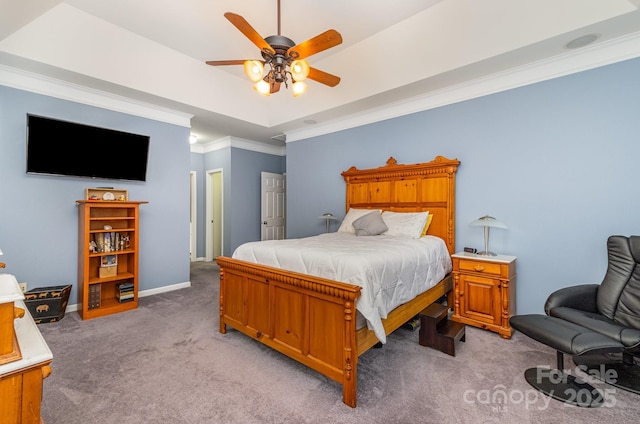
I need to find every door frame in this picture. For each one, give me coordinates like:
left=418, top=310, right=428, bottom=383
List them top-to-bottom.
left=205, top=168, right=224, bottom=261
left=190, top=171, right=197, bottom=262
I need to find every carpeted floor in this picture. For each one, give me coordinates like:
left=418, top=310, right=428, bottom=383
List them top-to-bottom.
left=37, top=261, right=640, bottom=423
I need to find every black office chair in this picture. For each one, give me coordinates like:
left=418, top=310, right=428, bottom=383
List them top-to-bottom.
left=511, top=235, right=640, bottom=407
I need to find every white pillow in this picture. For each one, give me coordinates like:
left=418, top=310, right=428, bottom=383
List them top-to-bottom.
left=337, top=208, right=382, bottom=234
left=381, top=211, right=429, bottom=239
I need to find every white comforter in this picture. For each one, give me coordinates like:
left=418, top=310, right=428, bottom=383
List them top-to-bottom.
left=232, top=233, right=452, bottom=343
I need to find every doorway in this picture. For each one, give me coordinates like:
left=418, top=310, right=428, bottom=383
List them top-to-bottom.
left=206, top=168, right=223, bottom=261
left=190, top=171, right=197, bottom=261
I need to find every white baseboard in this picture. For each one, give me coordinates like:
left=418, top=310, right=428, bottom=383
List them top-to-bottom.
left=65, top=281, right=192, bottom=313
left=139, top=281, right=191, bottom=297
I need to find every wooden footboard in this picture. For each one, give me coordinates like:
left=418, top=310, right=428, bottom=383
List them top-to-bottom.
left=217, top=256, right=452, bottom=407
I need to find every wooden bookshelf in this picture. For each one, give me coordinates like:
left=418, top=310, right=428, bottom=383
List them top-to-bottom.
left=76, top=200, right=147, bottom=320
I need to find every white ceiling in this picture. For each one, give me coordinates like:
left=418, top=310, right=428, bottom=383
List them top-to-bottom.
left=2, top=0, right=640, bottom=148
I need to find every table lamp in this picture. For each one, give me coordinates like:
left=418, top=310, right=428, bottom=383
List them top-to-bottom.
left=318, top=213, right=339, bottom=233
left=469, top=215, right=508, bottom=256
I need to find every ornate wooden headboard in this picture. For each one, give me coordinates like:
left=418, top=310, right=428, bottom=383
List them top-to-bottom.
left=341, top=156, right=460, bottom=254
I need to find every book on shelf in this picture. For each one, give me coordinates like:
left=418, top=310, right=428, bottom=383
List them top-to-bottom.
left=116, top=281, right=135, bottom=303
left=88, top=284, right=101, bottom=309
left=116, top=292, right=134, bottom=301
left=116, top=294, right=134, bottom=303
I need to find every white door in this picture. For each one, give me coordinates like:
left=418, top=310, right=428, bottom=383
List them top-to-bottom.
left=261, top=172, right=286, bottom=240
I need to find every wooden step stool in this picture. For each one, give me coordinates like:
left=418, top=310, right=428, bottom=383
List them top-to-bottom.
left=418, top=303, right=466, bottom=356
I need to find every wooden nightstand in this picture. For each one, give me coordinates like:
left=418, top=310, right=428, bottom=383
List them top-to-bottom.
left=451, top=252, right=517, bottom=338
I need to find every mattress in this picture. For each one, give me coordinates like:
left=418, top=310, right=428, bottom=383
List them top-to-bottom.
left=232, top=232, right=452, bottom=343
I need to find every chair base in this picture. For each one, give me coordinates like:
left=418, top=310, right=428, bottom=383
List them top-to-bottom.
left=573, top=352, right=640, bottom=395
left=524, top=367, right=604, bottom=407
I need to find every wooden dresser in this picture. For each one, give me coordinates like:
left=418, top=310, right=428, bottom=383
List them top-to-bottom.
left=0, top=274, right=53, bottom=424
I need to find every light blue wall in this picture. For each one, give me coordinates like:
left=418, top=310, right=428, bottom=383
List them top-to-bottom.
left=286, top=57, right=640, bottom=315
left=0, top=85, right=191, bottom=306
left=193, top=147, right=285, bottom=258
left=202, top=147, right=231, bottom=257
left=229, top=147, right=286, bottom=252
left=190, top=152, right=206, bottom=257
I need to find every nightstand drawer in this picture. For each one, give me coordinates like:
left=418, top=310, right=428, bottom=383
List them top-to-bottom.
left=457, top=259, right=502, bottom=276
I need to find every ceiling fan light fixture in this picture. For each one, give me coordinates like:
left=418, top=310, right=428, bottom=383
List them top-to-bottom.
left=206, top=2, right=342, bottom=96
left=290, top=59, right=310, bottom=81
left=244, top=60, right=264, bottom=82
left=254, top=80, right=271, bottom=96
left=292, top=81, right=308, bottom=97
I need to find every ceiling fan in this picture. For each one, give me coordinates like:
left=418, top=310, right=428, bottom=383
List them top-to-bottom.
left=206, top=0, right=343, bottom=97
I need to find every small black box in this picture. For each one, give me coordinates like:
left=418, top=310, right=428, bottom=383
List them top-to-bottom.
left=24, top=285, right=72, bottom=324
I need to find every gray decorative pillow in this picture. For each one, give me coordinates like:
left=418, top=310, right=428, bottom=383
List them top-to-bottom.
left=352, top=211, right=388, bottom=236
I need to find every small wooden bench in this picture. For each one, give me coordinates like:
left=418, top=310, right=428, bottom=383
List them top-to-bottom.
left=418, top=303, right=465, bottom=356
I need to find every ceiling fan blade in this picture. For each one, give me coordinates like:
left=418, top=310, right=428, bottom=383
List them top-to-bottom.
left=224, top=12, right=275, bottom=54
left=287, top=29, right=342, bottom=60
left=205, top=60, right=247, bottom=66
left=307, top=67, right=341, bottom=87
left=270, top=81, right=281, bottom=94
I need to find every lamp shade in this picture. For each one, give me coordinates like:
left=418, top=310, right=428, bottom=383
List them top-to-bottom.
left=290, top=59, right=310, bottom=81
left=244, top=60, right=264, bottom=82
left=254, top=80, right=271, bottom=96
left=292, top=81, right=308, bottom=97
left=317, top=212, right=339, bottom=220
left=469, top=215, right=508, bottom=229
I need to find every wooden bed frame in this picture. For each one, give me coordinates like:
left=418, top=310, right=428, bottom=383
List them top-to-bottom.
left=216, top=156, right=460, bottom=407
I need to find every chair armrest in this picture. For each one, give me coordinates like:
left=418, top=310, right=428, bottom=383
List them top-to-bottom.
left=544, top=284, right=599, bottom=315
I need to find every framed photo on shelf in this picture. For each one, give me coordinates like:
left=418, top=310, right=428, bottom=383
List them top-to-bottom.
left=101, top=254, right=117, bottom=267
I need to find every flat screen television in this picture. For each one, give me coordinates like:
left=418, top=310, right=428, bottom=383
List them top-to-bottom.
left=26, top=114, right=150, bottom=182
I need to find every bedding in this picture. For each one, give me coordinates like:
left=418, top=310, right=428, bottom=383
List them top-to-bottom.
left=337, top=208, right=381, bottom=233
left=381, top=210, right=430, bottom=239
left=422, top=213, right=434, bottom=236
left=232, top=232, right=452, bottom=343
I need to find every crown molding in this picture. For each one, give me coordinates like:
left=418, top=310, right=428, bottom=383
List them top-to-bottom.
left=5, top=30, right=639, bottom=149
left=285, top=31, right=640, bottom=143
left=0, top=64, right=192, bottom=128
left=0, top=65, right=283, bottom=157
left=195, top=136, right=285, bottom=156
left=189, top=142, right=206, bottom=154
